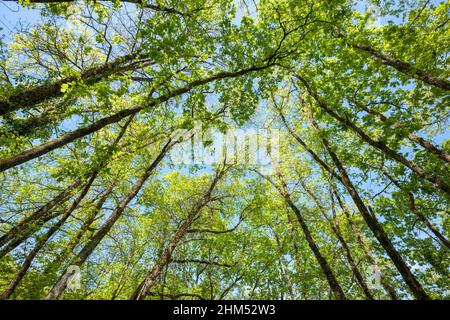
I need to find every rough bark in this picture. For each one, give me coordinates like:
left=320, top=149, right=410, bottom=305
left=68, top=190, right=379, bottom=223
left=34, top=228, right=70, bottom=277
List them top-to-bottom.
left=0, top=64, right=272, bottom=173
left=296, top=74, right=450, bottom=196
left=307, top=115, right=430, bottom=300
left=44, top=138, right=173, bottom=300
left=130, top=166, right=228, bottom=300
left=271, top=171, right=347, bottom=300
left=0, top=172, right=97, bottom=299
left=300, top=180, right=374, bottom=299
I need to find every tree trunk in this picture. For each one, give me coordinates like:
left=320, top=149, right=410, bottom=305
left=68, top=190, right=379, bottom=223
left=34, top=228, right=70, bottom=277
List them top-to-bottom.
left=348, top=41, right=450, bottom=91
left=0, top=53, right=147, bottom=116
left=0, top=64, right=272, bottom=173
left=296, top=74, right=450, bottom=196
left=352, top=100, right=450, bottom=164
left=279, top=105, right=402, bottom=299
left=0, top=115, right=132, bottom=258
left=307, top=115, right=430, bottom=300
left=44, top=138, right=173, bottom=300
left=130, top=166, right=228, bottom=300
left=382, top=170, right=450, bottom=249
left=274, top=171, right=347, bottom=300
left=0, top=172, right=97, bottom=299
left=0, top=178, right=80, bottom=249
left=300, top=180, right=374, bottom=299
left=46, top=182, right=116, bottom=273
left=330, top=183, right=399, bottom=300
left=285, top=210, right=306, bottom=298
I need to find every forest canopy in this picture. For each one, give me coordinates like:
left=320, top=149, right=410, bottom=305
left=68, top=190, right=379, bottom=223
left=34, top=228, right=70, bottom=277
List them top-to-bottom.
left=0, top=0, right=448, bottom=300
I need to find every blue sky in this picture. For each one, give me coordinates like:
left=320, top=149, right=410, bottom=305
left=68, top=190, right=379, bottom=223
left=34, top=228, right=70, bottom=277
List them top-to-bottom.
left=0, top=1, right=42, bottom=38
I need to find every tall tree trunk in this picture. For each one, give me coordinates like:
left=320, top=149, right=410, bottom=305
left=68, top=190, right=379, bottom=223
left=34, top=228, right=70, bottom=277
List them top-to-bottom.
left=339, top=36, right=450, bottom=91
left=0, top=53, right=150, bottom=117
left=0, top=64, right=272, bottom=173
left=296, top=74, right=450, bottom=196
left=352, top=100, right=450, bottom=164
left=278, top=105, right=402, bottom=299
left=0, top=107, right=139, bottom=173
left=276, top=107, right=341, bottom=182
left=307, top=114, right=430, bottom=300
left=0, top=115, right=133, bottom=258
left=44, top=138, right=173, bottom=300
left=130, top=165, right=228, bottom=300
left=270, top=170, right=347, bottom=300
left=382, top=170, right=450, bottom=249
left=0, top=172, right=97, bottom=299
left=0, top=178, right=80, bottom=249
left=300, top=180, right=374, bottom=299
left=46, top=182, right=116, bottom=273
left=329, top=182, right=399, bottom=300
left=0, top=183, right=83, bottom=259
left=285, top=210, right=306, bottom=298
left=0, top=211, right=63, bottom=260
left=273, top=232, right=296, bottom=299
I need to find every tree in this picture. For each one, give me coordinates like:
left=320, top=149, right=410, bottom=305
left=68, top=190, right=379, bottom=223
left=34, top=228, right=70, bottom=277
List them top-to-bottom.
left=0, top=0, right=448, bottom=300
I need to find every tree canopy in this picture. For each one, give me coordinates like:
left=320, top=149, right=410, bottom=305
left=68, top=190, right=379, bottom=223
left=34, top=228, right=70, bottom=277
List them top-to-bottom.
left=0, top=0, right=448, bottom=300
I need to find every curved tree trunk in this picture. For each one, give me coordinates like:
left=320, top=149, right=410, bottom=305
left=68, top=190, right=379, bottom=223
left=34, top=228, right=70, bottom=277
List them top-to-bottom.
left=0, top=64, right=272, bottom=173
